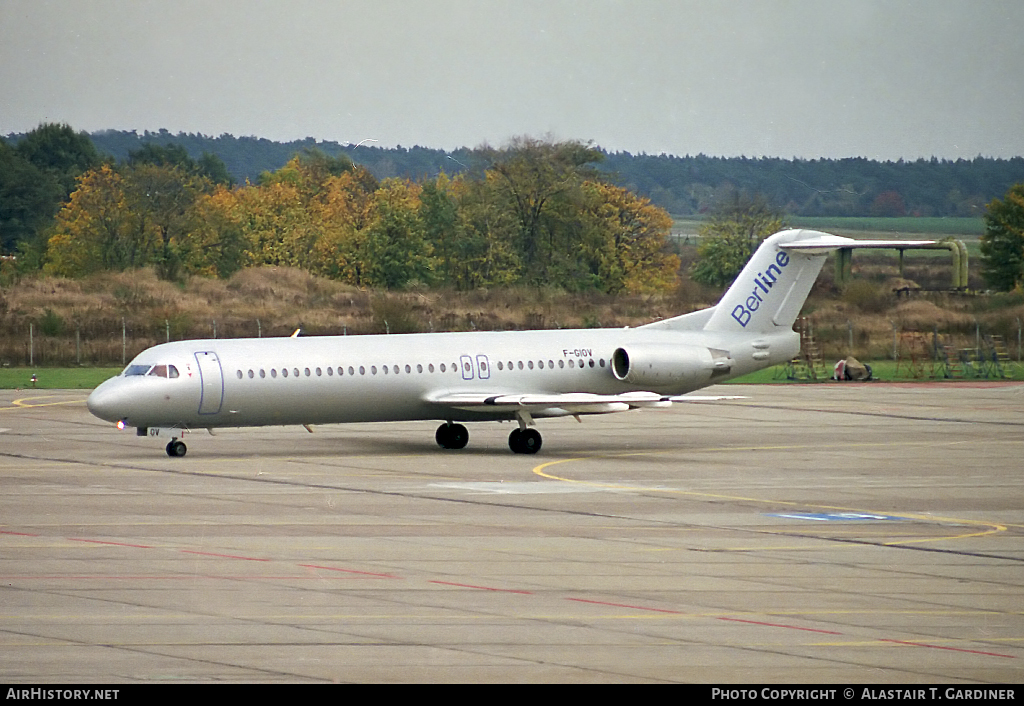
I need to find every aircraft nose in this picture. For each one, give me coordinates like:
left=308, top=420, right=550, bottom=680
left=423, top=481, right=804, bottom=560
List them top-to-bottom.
left=86, top=379, right=127, bottom=423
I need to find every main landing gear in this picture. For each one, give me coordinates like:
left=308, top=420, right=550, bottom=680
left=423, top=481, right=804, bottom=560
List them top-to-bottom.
left=434, top=423, right=543, bottom=454
left=508, top=428, right=542, bottom=455
left=165, top=439, right=187, bottom=457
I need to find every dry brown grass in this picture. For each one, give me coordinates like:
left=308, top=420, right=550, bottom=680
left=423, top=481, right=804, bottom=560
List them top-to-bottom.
left=3, top=257, right=1021, bottom=367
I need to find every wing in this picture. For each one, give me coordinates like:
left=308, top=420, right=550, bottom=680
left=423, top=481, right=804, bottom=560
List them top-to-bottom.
left=427, top=390, right=672, bottom=416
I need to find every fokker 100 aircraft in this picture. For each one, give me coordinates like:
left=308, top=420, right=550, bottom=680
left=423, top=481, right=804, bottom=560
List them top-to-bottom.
left=87, top=229, right=930, bottom=457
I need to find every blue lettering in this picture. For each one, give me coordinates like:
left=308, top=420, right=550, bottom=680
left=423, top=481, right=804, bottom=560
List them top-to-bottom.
left=731, top=250, right=790, bottom=328
left=731, top=305, right=751, bottom=327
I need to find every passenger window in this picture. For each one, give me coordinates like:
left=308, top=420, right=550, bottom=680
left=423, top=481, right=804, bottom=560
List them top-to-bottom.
left=236, top=370, right=242, bottom=379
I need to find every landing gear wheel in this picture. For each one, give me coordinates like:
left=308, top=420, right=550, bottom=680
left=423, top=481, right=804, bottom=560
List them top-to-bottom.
left=435, top=423, right=469, bottom=450
left=509, top=428, right=542, bottom=454
left=165, top=439, right=187, bottom=457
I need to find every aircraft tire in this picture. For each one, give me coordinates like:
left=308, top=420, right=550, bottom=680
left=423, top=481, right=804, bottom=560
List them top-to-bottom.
left=436, top=423, right=469, bottom=450
left=509, top=428, right=542, bottom=454
left=165, top=440, right=187, bottom=458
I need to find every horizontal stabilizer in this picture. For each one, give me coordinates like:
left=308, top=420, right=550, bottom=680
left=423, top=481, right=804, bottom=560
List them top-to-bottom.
left=779, top=236, right=936, bottom=254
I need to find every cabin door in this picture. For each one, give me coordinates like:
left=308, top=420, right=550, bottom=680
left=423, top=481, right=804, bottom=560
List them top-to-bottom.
left=194, top=350, right=224, bottom=415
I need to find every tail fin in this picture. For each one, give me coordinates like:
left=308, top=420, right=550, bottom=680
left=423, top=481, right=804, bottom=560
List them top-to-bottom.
left=703, top=229, right=937, bottom=334
left=703, top=230, right=834, bottom=334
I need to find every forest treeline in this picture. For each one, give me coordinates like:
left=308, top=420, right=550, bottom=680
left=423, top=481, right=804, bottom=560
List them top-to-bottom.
left=4, top=124, right=1024, bottom=294
left=1, top=125, right=678, bottom=293
left=79, top=128, right=1024, bottom=218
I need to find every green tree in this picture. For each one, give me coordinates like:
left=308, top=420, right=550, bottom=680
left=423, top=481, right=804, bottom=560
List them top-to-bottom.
left=14, top=123, right=101, bottom=200
left=482, top=137, right=604, bottom=283
left=0, top=139, right=62, bottom=255
left=129, top=142, right=234, bottom=187
left=362, top=179, right=435, bottom=289
left=979, top=183, right=1024, bottom=291
left=691, top=193, right=786, bottom=287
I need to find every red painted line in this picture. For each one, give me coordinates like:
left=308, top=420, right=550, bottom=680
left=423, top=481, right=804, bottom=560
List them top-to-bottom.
left=0, top=530, right=40, bottom=537
left=68, top=537, right=153, bottom=549
left=180, top=550, right=270, bottom=562
left=298, top=563, right=400, bottom=579
left=2, top=575, right=356, bottom=580
left=429, top=580, right=533, bottom=595
left=565, top=597, right=685, bottom=614
left=717, top=616, right=843, bottom=635
left=881, top=638, right=1015, bottom=659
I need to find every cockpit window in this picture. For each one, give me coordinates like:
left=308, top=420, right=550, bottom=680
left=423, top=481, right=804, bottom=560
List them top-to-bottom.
left=124, top=364, right=151, bottom=376
left=146, top=364, right=180, bottom=378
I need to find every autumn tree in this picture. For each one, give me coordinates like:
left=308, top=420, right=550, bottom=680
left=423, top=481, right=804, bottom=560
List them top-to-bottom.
left=45, top=163, right=216, bottom=279
left=582, top=182, right=679, bottom=294
left=979, top=183, right=1024, bottom=291
left=691, top=192, right=786, bottom=287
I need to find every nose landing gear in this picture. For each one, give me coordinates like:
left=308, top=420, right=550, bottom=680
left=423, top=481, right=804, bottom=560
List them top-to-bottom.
left=435, top=423, right=469, bottom=450
left=165, top=439, right=187, bottom=457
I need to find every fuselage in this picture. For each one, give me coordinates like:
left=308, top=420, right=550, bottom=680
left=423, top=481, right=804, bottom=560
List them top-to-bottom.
left=86, top=324, right=798, bottom=431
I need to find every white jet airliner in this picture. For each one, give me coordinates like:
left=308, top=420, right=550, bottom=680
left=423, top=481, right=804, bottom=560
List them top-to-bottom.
left=87, top=229, right=929, bottom=457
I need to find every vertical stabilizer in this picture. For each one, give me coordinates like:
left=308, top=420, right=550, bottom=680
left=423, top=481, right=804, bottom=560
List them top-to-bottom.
left=703, top=230, right=840, bottom=334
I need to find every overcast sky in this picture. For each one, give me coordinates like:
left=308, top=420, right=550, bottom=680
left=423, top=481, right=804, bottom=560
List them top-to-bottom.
left=2, top=0, right=1022, bottom=160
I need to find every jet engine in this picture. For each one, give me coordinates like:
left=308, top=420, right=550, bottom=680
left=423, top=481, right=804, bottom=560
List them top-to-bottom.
left=611, top=344, right=730, bottom=387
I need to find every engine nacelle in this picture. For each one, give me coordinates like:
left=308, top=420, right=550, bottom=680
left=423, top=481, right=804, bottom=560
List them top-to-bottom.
left=611, top=343, right=727, bottom=388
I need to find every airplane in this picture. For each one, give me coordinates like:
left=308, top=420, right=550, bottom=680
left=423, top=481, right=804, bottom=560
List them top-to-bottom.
left=87, top=229, right=932, bottom=457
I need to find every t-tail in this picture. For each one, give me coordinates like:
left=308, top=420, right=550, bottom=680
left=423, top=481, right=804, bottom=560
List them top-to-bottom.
left=703, top=229, right=938, bottom=335
left=703, top=230, right=830, bottom=334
